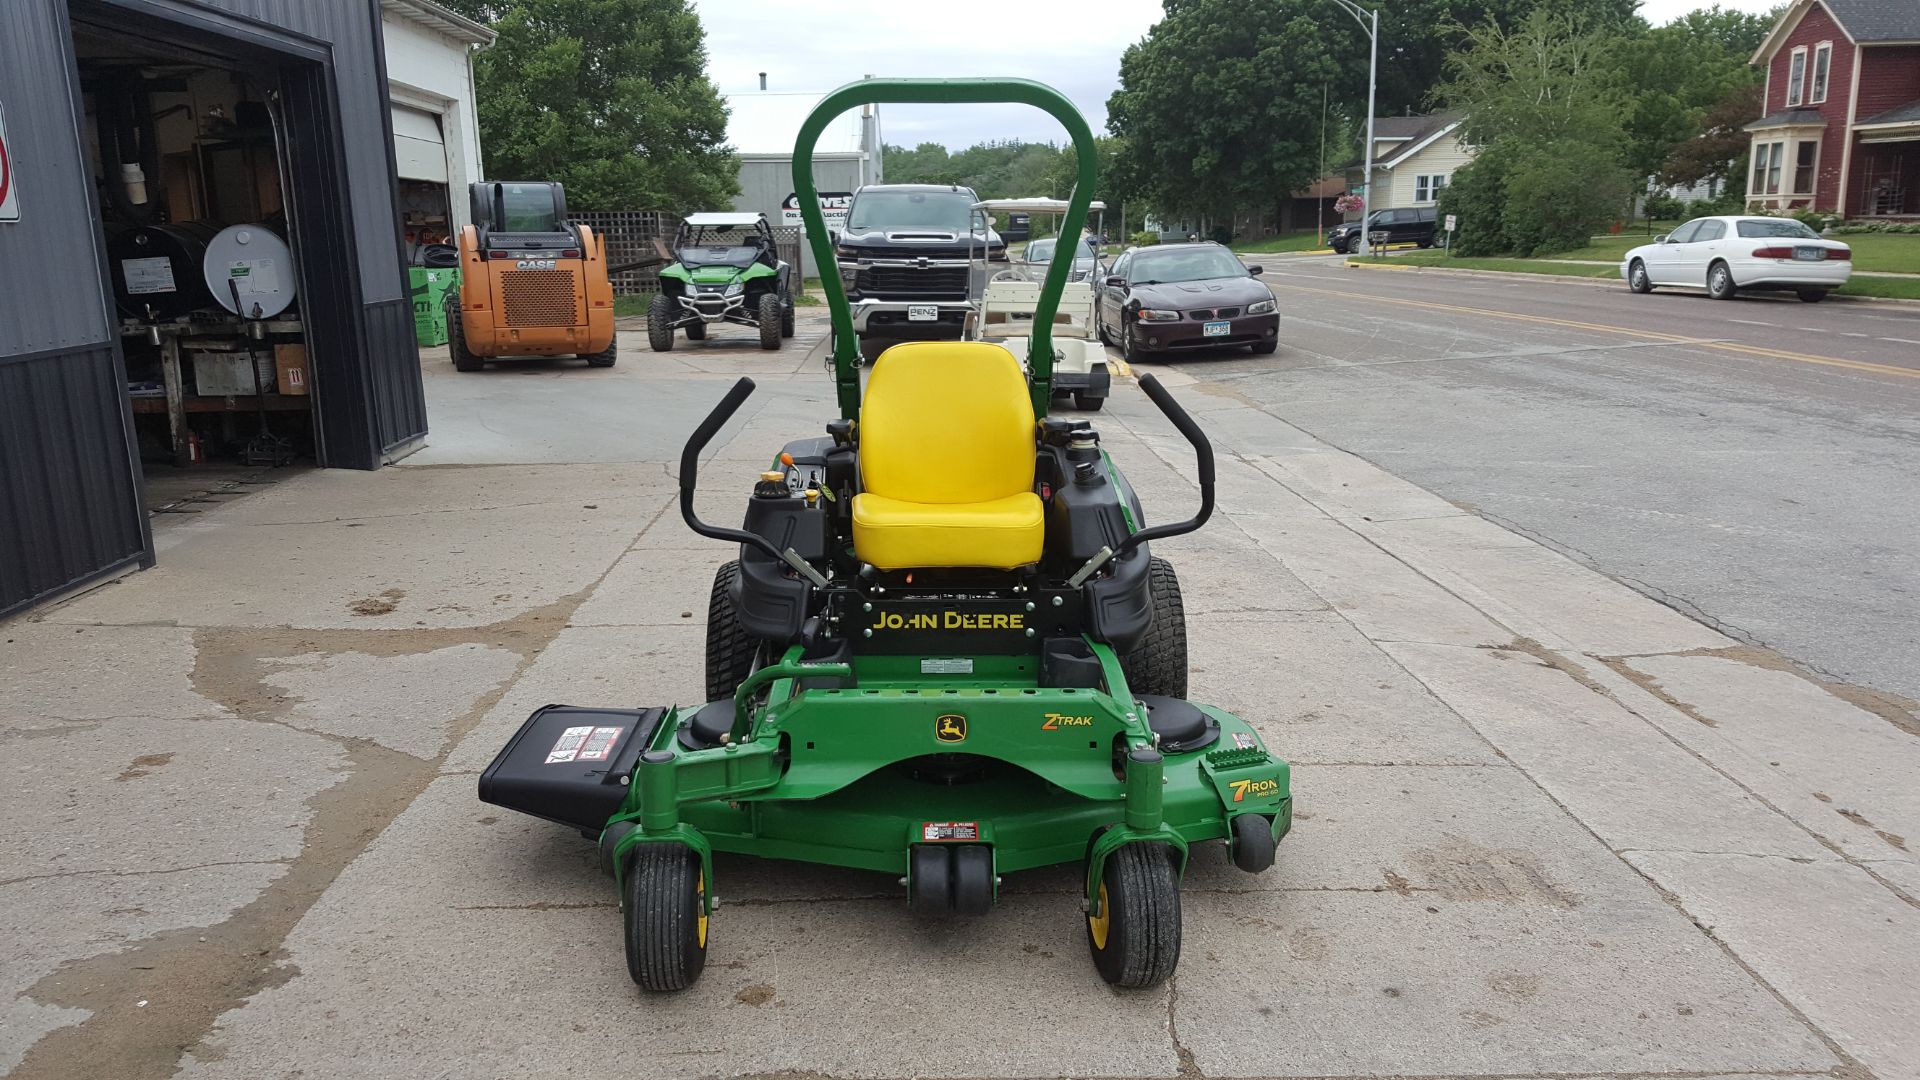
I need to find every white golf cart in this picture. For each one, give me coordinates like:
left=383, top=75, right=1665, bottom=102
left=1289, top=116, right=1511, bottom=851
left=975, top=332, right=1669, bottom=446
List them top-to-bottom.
left=966, top=198, right=1110, bottom=411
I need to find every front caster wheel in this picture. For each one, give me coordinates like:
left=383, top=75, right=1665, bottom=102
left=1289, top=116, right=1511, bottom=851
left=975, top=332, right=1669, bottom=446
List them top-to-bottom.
left=1230, top=813, right=1276, bottom=873
left=1087, top=842, right=1181, bottom=988
left=624, top=843, right=707, bottom=991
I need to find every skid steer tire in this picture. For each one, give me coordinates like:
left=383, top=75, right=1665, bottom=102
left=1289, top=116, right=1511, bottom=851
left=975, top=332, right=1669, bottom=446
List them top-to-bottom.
left=446, top=293, right=484, bottom=372
left=581, top=331, right=617, bottom=368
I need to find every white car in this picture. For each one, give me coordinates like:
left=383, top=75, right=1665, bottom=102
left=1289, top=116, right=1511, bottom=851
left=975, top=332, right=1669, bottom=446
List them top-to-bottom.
left=1621, top=215, right=1851, bottom=303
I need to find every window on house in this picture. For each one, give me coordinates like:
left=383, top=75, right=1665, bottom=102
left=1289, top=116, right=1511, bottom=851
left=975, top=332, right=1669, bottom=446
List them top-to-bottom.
left=1811, top=42, right=1831, bottom=104
left=1786, top=47, right=1807, bottom=107
left=1752, top=141, right=1784, bottom=195
left=1794, top=141, right=1818, bottom=194
left=1414, top=174, right=1447, bottom=202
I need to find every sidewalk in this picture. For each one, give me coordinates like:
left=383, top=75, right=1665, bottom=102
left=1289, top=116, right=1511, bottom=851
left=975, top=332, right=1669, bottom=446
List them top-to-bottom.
left=2, top=334, right=1916, bottom=1078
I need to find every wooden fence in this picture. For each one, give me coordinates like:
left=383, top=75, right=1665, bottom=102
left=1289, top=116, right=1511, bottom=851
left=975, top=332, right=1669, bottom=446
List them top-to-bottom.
left=572, top=210, right=806, bottom=296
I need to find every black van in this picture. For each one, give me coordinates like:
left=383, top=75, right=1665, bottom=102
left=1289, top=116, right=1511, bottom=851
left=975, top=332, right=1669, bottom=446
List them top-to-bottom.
left=1327, top=206, right=1439, bottom=253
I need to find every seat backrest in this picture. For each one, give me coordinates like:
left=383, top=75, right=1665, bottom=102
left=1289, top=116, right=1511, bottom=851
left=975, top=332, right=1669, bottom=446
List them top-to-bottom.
left=861, top=342, right=1035, bottom=505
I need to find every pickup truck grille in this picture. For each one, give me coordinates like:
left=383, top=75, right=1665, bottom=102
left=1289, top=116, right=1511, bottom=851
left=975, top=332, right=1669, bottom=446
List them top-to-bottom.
left=855, top=265, right=970, bottom=300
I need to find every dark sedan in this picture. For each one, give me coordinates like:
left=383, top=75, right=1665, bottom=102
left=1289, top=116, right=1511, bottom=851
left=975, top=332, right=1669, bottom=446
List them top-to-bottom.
left=1095, top=243, right=1279, bottom=360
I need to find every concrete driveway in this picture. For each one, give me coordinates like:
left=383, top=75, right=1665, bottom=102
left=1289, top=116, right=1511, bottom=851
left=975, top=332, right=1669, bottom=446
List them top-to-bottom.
left=2, top=303, right=1914, bottom=1079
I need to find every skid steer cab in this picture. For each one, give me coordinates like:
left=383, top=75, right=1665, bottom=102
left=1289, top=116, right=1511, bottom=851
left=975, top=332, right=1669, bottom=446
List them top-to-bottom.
left=479, top=79, right=1292, bottom=994
left=447, top=181, right=618, bottom=371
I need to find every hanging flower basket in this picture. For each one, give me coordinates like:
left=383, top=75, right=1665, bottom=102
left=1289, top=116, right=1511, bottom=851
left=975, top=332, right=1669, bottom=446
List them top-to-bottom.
left=1334, top=194, right=1366, bottom=214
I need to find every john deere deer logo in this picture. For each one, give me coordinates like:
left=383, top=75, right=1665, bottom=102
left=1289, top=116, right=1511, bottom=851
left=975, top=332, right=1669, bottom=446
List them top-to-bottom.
left=935, top=714, right=967, bottom=743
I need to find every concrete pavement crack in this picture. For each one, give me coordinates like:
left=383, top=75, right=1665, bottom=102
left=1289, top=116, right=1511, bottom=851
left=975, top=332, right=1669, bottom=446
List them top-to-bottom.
left=0, top=858, right=293, bottom=888
left=1166, top=974, right=1203, bottom=1077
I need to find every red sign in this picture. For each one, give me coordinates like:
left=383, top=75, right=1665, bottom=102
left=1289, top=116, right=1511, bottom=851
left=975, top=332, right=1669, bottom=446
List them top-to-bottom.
left=0, top=101, right=17, bottom=223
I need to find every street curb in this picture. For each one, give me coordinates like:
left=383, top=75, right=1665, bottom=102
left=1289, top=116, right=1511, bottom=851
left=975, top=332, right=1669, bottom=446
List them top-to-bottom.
left=1341, top=258, right=1920, bottom=305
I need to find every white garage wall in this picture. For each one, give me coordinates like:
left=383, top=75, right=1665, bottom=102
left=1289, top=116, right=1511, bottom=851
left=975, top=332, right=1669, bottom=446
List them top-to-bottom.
left=381, top=11, right=485, bottom=231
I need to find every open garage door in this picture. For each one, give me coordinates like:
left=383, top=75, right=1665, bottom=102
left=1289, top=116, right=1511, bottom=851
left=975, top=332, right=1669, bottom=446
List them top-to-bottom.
left=390, top=103, right=446, bottom=182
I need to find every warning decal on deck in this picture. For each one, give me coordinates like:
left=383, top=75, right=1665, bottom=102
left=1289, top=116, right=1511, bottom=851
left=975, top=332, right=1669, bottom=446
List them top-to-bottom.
left=545, top=725, right=594, bottom=764
left=576, top=726, right=624, bottom=762
left=921, top=821, right=979, bottom=842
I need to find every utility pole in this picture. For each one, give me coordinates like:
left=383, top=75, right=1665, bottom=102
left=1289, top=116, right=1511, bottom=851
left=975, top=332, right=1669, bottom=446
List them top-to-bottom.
left=1325, top=0, right=1379, bottom=256
left=1319, top=83, right=1328, bottom=240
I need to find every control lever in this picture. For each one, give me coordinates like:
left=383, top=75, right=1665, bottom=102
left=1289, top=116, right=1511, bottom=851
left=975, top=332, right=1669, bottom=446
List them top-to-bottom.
left=1066, top=374, right=1215, bottom=587
left=679, top=377, right=829, bottom=588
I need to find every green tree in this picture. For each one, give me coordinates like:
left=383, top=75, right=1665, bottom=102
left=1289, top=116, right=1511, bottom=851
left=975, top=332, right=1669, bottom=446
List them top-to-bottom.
left=438, top=0, right=737, bottom=211
left=1107, top=0, right=1360, bottom=227
left=1374, top=0, right=1642, bottom=118
left=1617, top=6, right=1770, bottom=181
left=1434, top=9, right=1634, bottom=255
left=1436, top=9, right=1630, bottom=148
left=1659, top=81, right=1762, bottom=190
left=880, top=142, right=958, bottom=185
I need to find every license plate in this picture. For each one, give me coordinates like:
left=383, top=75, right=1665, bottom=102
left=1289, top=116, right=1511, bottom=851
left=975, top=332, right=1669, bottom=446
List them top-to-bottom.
left=1793, top=247, right=1824, bottom=261
left=907, top=304, right=938, bottom=321
left=1203, top=320, right=1231, bottom=337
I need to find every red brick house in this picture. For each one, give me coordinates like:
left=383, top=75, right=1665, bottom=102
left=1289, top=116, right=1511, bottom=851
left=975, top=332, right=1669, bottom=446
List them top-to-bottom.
left=1745, top=0, right=1920, bottom=218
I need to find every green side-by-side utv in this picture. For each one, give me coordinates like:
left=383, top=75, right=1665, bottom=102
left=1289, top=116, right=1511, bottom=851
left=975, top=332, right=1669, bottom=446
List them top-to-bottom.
left=481, top=78, right=1292, bottom=991
left=649, top=212, right=794, bottom=351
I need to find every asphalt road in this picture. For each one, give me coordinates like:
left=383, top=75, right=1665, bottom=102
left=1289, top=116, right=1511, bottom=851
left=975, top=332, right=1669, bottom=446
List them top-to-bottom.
left=1138, top=255, right=1920, bottom=704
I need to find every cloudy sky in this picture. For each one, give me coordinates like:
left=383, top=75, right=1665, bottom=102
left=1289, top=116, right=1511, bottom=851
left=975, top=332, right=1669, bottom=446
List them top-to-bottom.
left=691, top=0, right=1781, bottom=149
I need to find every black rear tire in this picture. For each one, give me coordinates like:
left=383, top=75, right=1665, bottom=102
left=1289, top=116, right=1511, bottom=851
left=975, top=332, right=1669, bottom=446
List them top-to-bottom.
left=1797, top=289, right=1828, bottom=303
left=446, top=293, right=484, bottom=371
left=757, top=293, right=782, bottom=350
left=648, top=294, right=676, bottom=351
left=781, top=295, right=796, bottom=337
left=685, top=321, right=707, bottom=340
left=580, top=330, right=617, bottom=367
left=1073, top=391, right=1105, bottom=411
left=1121, top=556, right=1188, bottom=699
left=705, top=562, right=758, bottom=701
left=1230, top=814, right=1277, bottom=873
left=1087, top=842, right=1181, bottom=988
left=623, top=843, right=708, bottom=991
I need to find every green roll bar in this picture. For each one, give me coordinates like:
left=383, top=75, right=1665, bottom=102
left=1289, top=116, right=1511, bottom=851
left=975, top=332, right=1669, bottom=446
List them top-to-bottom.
left=792, top=78, right=1099, bottom=420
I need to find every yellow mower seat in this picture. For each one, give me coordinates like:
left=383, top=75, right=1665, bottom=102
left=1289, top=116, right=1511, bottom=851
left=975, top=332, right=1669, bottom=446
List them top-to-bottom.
left=852, top=342, right=1043, bottom=570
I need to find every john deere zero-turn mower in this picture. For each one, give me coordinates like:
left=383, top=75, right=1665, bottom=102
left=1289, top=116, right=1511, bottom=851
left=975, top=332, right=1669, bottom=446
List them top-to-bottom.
left=480, top=79, right=1291, bottom=991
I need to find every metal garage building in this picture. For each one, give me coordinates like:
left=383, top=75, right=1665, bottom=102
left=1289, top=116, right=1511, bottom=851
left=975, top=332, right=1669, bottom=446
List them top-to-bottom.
left=0, top=0, right=480, bottom=618
left=724, top=89, right=882, bottom=278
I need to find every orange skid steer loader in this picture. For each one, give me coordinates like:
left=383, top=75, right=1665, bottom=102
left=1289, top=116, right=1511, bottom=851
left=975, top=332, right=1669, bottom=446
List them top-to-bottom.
left=446, top=181, right=621, bottom=371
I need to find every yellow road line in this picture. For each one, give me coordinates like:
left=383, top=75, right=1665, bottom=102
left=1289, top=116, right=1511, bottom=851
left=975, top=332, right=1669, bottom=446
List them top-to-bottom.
left=1268, top=280, right=1920, bottom=381
left=1107, top=355, right=1133, bottom=378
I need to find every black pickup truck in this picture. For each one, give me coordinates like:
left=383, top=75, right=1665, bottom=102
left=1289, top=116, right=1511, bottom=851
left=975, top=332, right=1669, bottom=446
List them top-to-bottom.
left=831, top=184, right=1004, bottom=345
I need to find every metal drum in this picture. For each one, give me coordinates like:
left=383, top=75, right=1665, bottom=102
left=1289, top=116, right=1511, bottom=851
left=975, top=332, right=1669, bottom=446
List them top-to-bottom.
left=108, top=221, right=220, bottom=318
left=204, top=223, right=298, bottom=318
